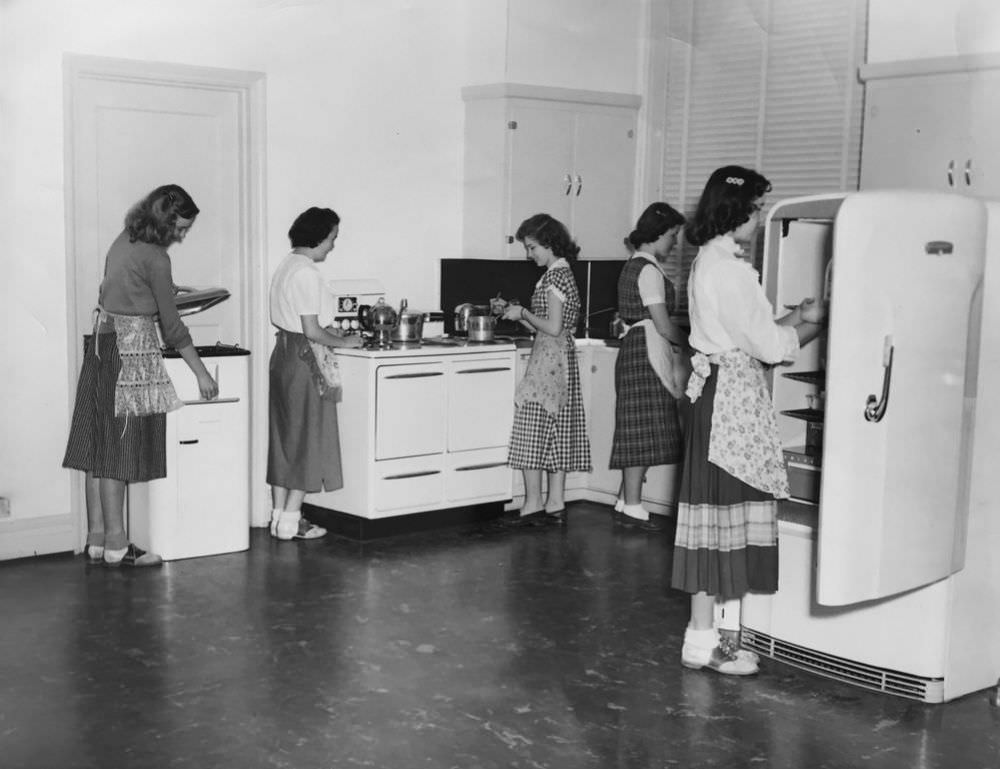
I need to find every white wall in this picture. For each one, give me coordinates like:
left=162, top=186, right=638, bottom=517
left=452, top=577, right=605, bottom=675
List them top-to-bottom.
left=0, top=0, right=645, bottom=553
left=867, top=0, right=1000, bottom=62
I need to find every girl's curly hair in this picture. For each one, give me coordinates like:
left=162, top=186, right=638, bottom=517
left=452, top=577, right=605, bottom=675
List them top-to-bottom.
left=686, top=166, right=771, bottom=247
left=124, top=184, right=200, bottom=246
left=515, top=213, right=580, bottom=261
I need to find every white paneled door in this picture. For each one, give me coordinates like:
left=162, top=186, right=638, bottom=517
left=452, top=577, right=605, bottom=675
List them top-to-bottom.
left=64, top=55, right=267, bottom=531
left=68, top=65, right=244, bottom=347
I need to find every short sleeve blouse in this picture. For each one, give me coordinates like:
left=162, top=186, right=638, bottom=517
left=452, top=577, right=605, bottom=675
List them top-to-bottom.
left=269, top=252, right=334, bottom=332
left=531, top=259, right=581, bottom=334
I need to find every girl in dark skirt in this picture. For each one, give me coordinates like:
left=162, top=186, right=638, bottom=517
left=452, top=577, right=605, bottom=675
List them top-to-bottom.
left=673, top=166, right=826, bottom=675
left=63, top=184, right=219, bottom=567
left=609, top=202, right=688, bottom=530
left=266, top=207, right=362, bottom=540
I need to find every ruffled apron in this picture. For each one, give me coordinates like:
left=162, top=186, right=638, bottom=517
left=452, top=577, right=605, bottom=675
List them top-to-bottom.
left=96, top=308, right=183, bottom=417
left=515, top=329, right=569, bottom=416
left=686, top=349, right=789, bottom=499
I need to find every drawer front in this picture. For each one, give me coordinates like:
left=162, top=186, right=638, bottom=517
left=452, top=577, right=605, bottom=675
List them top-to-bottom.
left=447, top=355, right=515, bottom=452
left=376, top=362, right=447, bottom=459
left=445, top=447, right=512, bottom=503
left=374, top=456, right=445, bottom=513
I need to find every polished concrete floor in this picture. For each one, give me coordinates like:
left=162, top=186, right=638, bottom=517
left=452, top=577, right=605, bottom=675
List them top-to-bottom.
left=2, top=501, right=998, bottom=769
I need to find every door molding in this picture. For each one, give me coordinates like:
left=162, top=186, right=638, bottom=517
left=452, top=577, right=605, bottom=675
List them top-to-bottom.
left=63, top=53, right=269, bottom=544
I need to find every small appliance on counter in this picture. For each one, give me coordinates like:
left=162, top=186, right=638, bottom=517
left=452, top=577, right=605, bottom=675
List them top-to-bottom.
left=327, top=278, right=387, bottom=333
left=330, top=278, right=442, bottom=348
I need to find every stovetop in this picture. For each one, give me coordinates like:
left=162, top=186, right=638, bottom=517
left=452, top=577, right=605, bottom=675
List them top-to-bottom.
left=335, top=335, right=519, bottom=358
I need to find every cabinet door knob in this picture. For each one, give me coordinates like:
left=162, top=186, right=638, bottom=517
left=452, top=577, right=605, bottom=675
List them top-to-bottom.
left=947, top=159, right=955, bottom=187
left=965, top=159, right=972, bottom=186
left=564, top=174, right=573, bottom=195
left=575, top=174, right=583, bottom=196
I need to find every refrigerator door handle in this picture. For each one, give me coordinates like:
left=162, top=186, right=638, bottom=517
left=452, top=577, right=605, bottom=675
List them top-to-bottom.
left=864, top=335, right=894, bottom=423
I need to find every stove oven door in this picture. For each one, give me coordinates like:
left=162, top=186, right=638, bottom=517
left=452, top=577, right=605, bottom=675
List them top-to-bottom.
left=375, top=362, right=447, bottom=460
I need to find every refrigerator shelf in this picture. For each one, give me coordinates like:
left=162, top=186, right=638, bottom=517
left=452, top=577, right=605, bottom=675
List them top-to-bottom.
left=782, top=370, right=825, bottom=385
left=780, top=408, right=825, bottom=423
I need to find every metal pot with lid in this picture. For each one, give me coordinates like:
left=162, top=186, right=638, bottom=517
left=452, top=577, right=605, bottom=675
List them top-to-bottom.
left=391, top=299, right=424, bottom=343
left=453, top=303, right=491, bottom=336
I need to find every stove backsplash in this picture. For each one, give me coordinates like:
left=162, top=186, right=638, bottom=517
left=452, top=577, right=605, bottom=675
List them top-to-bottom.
left=440, top=258, right=627, bottom=339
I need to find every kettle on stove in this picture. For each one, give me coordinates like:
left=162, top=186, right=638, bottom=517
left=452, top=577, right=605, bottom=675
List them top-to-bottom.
left=357, top=298, right=398, bottom=346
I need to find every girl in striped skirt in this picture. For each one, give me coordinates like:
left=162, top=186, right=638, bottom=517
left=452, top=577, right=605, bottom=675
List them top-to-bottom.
left=673, top=166, right=826, bottom=675
left=63, top=185, right=219, bottom=567
left=501, top=214, right=591, bottom=526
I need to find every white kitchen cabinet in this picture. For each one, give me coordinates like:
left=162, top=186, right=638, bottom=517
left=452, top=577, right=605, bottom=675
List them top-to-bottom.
left=859, top=58, right=1000, bottom=199
left=462, top=83, right=639, bottom=261
left=586, top=344, right=619, bottom=497
left=129, top=350, right=250, bottom=560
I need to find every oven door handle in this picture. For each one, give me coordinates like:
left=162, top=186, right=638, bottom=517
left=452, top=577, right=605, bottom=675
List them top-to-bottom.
left=455, top=367, right=512, bottom=374
left=383, top=372, right=444, bottom=379
left=382, top=470, right=442, bottom=480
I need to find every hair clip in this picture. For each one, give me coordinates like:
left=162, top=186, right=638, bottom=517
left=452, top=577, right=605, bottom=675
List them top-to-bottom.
left=725, top=177, right=745, bottom=186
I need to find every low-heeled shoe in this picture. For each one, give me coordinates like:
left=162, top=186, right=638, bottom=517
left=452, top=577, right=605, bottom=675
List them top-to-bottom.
left=544, top=508, right=566, bottom=523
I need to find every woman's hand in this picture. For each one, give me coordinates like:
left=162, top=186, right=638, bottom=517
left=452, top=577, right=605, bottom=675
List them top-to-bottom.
left=799, top=297, right=827, bottom=325
left=501, top=305, right=525, bottom=322
left=337, top=334, right=364, bottom=349
left=197, top=370, right=219, bottom=400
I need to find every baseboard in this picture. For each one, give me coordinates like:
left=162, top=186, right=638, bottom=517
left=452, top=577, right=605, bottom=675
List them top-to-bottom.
left=302, top=501, right=506, bottom=541
left=0, top=514, right=78, bottom=561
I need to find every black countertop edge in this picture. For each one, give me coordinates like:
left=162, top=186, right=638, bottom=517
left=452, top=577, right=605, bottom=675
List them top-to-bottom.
left=162, top=344, right=250, bottom=358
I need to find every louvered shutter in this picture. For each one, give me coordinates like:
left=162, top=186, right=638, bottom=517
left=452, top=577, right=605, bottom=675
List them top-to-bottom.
left=660, top=0, right=867, bottom=308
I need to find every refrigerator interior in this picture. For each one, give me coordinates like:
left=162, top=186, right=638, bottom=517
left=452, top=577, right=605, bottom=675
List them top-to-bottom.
left=742, top=192, right=999, bottom=704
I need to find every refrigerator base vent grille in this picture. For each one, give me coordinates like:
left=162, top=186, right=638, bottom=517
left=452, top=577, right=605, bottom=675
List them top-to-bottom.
left=742, top=629, right=945, bottom=703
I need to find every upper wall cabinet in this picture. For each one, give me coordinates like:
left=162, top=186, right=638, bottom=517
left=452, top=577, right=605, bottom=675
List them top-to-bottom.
left=859, top=55, right=1000, bottom=199
left=462, top=84, right=640, bottom=260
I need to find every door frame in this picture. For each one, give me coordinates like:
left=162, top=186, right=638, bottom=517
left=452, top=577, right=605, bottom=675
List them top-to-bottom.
left=63, top=53, right=269, bottom=541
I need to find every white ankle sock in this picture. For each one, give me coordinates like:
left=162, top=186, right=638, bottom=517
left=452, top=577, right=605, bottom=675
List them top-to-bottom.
left=622, top=503, right=650, bottom=521
left=104, top=546, right=128, bottom=563
left=684, top=626, right=719, bottom=648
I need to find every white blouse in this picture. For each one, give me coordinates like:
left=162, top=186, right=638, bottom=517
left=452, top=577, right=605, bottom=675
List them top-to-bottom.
left=687, top=235, right=798, bottom=365
left=269, top=252, right=334, bottom=333
left=632, top=252, right=669, bottom=306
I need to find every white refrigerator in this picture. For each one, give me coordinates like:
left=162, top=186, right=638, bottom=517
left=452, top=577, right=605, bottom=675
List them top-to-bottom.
left=741, top=190, right=1000, bottom=703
